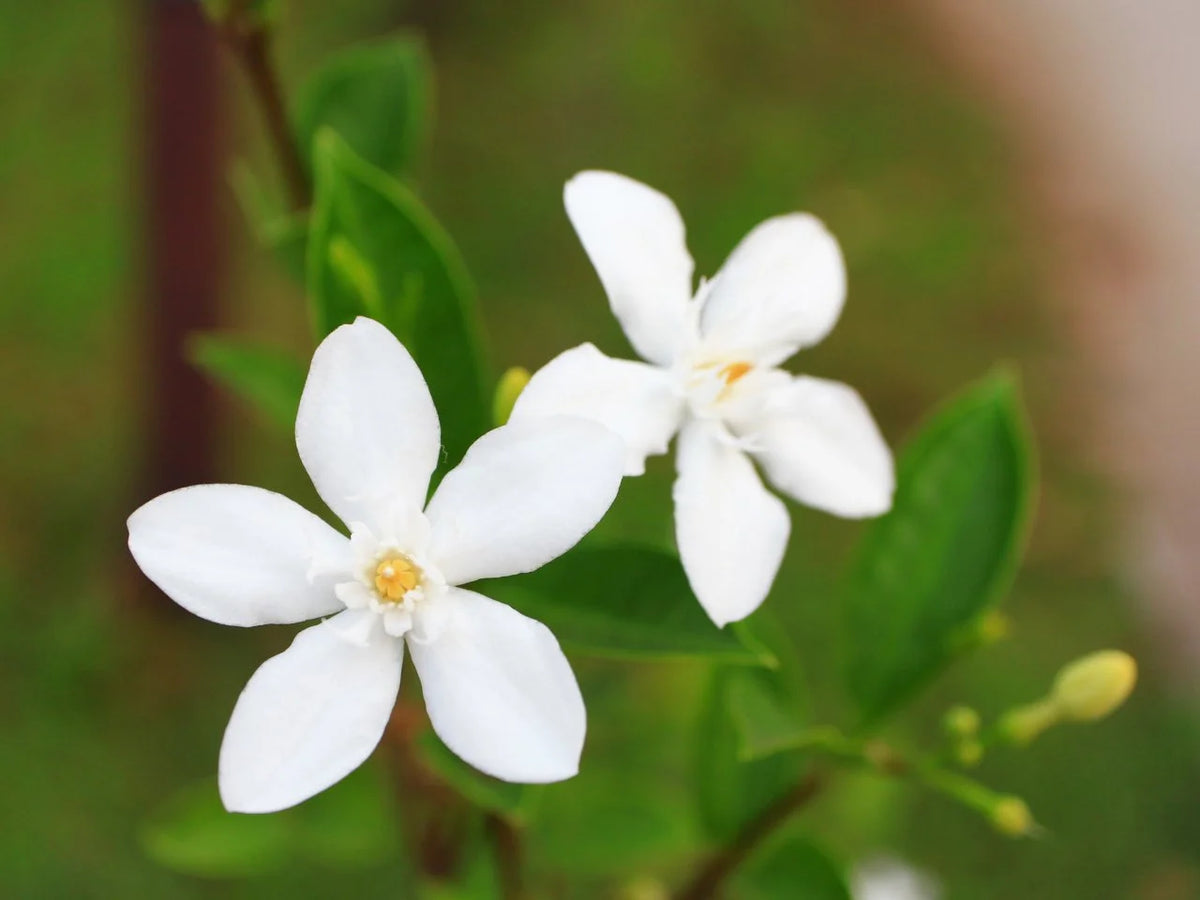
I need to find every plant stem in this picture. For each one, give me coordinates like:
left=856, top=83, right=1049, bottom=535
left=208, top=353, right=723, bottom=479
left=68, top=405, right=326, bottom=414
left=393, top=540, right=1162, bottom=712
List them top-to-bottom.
left=217, top=6, right=311, bottom=211
left=673, top=772, right=825, bottom=900
left=485, top=812, right=526, bottom=900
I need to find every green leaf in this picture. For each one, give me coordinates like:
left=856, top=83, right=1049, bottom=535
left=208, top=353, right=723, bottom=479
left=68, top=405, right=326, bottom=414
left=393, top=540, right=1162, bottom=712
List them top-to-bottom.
left=294, top=34, right=431, bottom=178
left=308, top=130, right=490, bottom=468
left=230, top=161, right=309, bottom=283
left=188, top=334, right=306, bottom=429
left=844, top=370, right=1035, bottom=723
left=475, top=545, right=773, bottom=664
left=695, top=615, right=808, bottom=840
left=727, top=616, right=809, bottom=761
left=696, top=667, right=804, bottom=841
left=417, top=731, right=538, bottom=821
left=294, top=763, right=400, bottom=868
left=140, top=766, right=399, bottom=878
left=140, top=779, right=293, bottom=878
left=737, top=835, right=851, bottom=900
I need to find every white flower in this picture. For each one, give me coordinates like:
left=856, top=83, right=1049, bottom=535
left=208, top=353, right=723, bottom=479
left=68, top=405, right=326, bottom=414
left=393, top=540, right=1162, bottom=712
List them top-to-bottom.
left=512, top=171, right=894, bottom=627
left=128, top=317, right=625, bottom=813
left=851, top=856, right=941, bottom=900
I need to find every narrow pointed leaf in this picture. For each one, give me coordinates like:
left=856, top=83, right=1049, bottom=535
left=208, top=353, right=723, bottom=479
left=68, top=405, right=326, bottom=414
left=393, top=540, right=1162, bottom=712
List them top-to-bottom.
left=188, top=334, right=306, bottom=429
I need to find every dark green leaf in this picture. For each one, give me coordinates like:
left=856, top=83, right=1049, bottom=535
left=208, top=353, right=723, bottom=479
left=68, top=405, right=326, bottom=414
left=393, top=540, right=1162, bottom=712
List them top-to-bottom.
left=294, top=34, right=431, bottom=177
left=308, top=130, right=490, bottom=468
left=188, top=334, right=306, bottom=429
left=844, top=370, right=1035, bottom=723
left=475, top=545, right=773, bottom=664
left=417, top=731, right=538, bottom=821
left=737, top=835, right=851, bottom=900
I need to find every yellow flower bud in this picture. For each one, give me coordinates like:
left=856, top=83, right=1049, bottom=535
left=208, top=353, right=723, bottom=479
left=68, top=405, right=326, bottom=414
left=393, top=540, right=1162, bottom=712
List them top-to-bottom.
left=492, top=366, right=531, bottom=426
left=1051, top=650, right=1137, bottom=722
left=991, top=796, right=1034, bottom=838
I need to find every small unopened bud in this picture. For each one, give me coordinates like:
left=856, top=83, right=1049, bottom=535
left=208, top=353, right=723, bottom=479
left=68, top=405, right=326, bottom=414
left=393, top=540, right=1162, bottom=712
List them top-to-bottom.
left=492, top=366, right=531, bottom=425
left=978, top=610, right=1011, bottom=644
left=1051, top=650, right=1137, bottom=722
left=943, top=705, right=981, bottom=738
left=955, top=739, right=984, bottom=768
left=990, top=796, right=1034, bottom=838
left=619, top=876, right=668, bottom=900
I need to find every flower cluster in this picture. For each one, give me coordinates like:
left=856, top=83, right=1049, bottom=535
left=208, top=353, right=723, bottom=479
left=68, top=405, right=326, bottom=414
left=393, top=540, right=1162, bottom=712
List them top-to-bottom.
left=128, top=173, right=894, bottom=812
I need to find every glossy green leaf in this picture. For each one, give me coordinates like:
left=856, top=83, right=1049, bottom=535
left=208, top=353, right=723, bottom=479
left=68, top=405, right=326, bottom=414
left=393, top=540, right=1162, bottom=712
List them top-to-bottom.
left=294, top=34, right=431, bottom=178
left=308, top=130, right=490, bottom=468
left=188, top=334, right=306, bottom=429
left=844, top=371, right=1035, bottom=723
left=475, top=545, right=773, bottom=664
left=417, top=731, right=538, bottom=822
left=140, top=766, right=399, bottom=878
left=737, top=835, right=851, bottom=900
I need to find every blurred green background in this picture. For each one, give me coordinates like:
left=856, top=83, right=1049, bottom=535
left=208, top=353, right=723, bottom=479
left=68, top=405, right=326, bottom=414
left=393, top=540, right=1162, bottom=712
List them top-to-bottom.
left=2, top=0, right=1197, bottom=897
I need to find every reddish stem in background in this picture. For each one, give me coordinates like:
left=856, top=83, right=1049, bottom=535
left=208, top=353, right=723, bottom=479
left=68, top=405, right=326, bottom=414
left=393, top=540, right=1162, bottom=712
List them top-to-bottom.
left=141, top=0, right=222, bottom=512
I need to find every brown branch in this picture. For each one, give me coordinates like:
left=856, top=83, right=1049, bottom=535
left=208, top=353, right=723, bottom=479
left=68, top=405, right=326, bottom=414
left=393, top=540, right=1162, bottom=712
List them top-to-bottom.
left=217, top=9, right=311, bottom=210
left=673, top=772, right=825, bottom=900
left=484, top=812, right=526, bottom=900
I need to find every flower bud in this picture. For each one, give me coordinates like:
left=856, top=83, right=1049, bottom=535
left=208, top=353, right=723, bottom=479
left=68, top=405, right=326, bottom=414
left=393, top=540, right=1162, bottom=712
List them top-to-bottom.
left=492, top=366, right=531, bottom=425
left=1051, top=650, right=1137, bottom=722
left=943, top=705, right=981, bottom=738
left=955, top=739, right=984, bottom=768
left=990, top=796, right=1034, bottom=838
left=619, top=876, right=668, bottom=900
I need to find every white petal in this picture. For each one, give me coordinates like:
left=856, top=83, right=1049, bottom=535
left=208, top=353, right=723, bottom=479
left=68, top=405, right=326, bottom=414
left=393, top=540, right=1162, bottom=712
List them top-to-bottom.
left=564, top=171, right=695, bottom=366
left=699, top=214, right=846, bottom=366
left=296, top=317, right=440, bottom=530
left=511, top=343, right=684, bottom=475
left=742, top=375, right=894, bottom=518
left=425, top=416, right=625, bottom=585
left=673, top=420, right=790, bottom=627
left=127, top=484, right=349, bottom=627
left=409, top=588, right=585, bottom=783
left=218, top=611, right=403, bottom=813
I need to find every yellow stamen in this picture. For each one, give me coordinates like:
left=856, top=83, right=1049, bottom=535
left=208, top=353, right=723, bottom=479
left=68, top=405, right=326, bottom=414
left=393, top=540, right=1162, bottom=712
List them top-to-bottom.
left=718, top=361, right=752, bottom=386
left=374, top=555, right=419, bottom=601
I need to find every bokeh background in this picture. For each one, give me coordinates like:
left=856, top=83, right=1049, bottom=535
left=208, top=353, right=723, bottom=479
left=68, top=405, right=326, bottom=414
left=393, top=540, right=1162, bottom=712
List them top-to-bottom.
left=3, top=0, right=1199, bottom=896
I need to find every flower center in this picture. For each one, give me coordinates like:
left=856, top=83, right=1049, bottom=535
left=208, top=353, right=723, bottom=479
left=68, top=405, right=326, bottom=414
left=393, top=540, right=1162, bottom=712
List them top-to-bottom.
left=717, top=361, right=752, bottom=386
left=374, top=555, right=420, bottom=602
